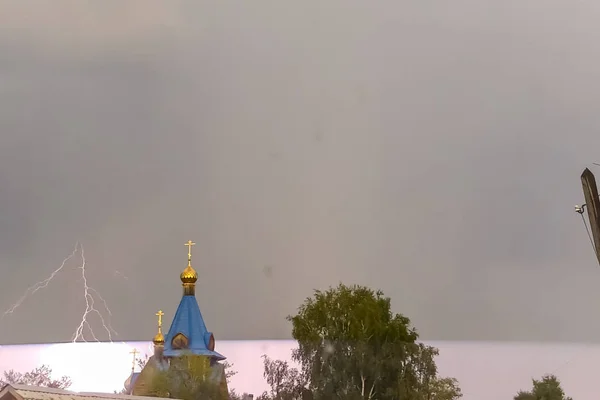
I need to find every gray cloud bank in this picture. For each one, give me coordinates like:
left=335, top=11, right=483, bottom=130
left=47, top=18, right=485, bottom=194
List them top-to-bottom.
left=1, top=0, right=599, bottom=345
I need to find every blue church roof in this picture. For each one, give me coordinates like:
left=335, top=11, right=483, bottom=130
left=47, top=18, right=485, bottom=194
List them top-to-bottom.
left=164, top=294, right=225, bottom=360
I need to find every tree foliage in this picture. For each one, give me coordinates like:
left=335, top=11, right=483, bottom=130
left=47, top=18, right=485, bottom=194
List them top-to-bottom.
left=283, top=283, right=461, bottom=400
left=133, top=351, right=237, bottom=398
left=145, top=355, right=228, bottom=400
left=256, top=355, right=308, bottom=400
left=223, top=361, right=238, bottom=383
left=0, top=365, right=71, bottom=389
left=514, top=374, right=572, bottom=400
left=427, top=377, right=462, bottom=400
left=229, top=389, right=254, bottom=400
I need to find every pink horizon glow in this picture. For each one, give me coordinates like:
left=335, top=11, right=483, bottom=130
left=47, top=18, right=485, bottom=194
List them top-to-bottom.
left=0, top=340, right=597, bottom=400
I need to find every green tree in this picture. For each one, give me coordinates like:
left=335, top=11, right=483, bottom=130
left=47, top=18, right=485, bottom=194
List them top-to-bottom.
left=287, top=283, right=461, bottom=400
left=129, top=353, right=237, bottom=398
left=137, top=354, right=237, bottom=383
left=146, top=355, right=228, bottom=400
left=256, top=355, right=308, bottom=400
left=0, top=365, right=72, bottom=389
left=514, top=374, right=572, bottom=400
left=427, top=377, right=462, bottom=400
left=229, top=389, right=254, bottom=400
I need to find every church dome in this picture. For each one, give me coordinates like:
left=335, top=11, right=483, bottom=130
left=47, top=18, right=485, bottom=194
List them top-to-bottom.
left=180, top=265, right=198, bottom=284
left=153, top=331, right=165, bottom=345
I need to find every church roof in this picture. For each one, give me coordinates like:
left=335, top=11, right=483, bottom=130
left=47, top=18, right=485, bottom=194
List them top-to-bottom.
left=162, top=241, right=225, bottom=360
left=163, top=295, right=225, bottom=360
left=123, top=372, right=140, bottom=395
left=0, top=384, right=175, bottom=400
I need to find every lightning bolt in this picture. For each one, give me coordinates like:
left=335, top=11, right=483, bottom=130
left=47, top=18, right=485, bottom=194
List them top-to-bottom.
left=1, top=241, right=119, bottom=343
left=1, top=243, right=79, bottom=319
left=71, top=244, right=118, bottom=342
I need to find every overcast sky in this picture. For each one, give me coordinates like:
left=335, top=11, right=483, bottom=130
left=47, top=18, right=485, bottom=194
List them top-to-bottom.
left=1, top=0, right=600, bottom=345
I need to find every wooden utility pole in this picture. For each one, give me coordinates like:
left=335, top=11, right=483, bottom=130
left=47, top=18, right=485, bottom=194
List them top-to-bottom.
left=580, top=168, right=600, bottom=265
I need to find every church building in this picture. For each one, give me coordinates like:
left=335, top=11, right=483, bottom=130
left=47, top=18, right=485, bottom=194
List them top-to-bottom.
left=126, top=241, right=229, bottom=397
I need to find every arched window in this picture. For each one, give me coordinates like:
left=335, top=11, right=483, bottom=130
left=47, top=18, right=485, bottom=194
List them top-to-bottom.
left=171, top=333, right=189, bottom=349
left=207, top=333, right=215, bottom=351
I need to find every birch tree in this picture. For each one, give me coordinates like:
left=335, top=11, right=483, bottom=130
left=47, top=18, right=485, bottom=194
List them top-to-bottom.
left=287, top=283, right=461, bottom=400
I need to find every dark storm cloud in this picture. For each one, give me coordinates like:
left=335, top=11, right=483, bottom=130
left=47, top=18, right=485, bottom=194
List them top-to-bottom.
left=1, top=0, right=600, bottom=345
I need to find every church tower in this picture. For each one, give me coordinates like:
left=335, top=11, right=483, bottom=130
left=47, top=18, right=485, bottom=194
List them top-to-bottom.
left=163, top=240, right=225, bottom=361
left=131, top=241, right=228, bottom=397
left=152, top=309, right=166, bottom=358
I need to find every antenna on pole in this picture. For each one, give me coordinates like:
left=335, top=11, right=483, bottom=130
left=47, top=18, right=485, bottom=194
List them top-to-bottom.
left=578, top=168, right=600, bottom=265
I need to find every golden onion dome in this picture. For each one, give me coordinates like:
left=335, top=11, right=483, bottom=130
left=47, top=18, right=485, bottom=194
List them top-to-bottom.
left=180, top=264, right=198, bottom=284
left=153, top=330, right=165, bottom=345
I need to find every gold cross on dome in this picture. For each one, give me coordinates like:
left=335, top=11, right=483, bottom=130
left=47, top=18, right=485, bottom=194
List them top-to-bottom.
left=185, top=240, right=196, bottom=263
left=156, top=310, right=164, bottom=328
